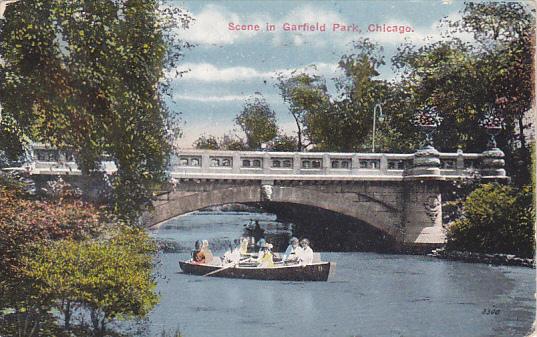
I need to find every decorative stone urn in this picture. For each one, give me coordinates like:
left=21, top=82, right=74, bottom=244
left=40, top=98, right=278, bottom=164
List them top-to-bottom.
left=411, top=106, right=442, bottom=177
left=479, top=109, right=506, bottom=178
left=481, top=126, right=506, bottom=178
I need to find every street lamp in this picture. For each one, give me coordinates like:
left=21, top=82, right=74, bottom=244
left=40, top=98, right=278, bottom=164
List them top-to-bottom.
left=372, top=103, right=384, bottom=153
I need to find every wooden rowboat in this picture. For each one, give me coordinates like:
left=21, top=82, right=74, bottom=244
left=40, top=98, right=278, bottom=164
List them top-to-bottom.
left=179, top=260, right=336, bottom=281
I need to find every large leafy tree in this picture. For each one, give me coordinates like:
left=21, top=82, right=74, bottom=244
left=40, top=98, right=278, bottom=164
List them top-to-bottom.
left=0, top=0, right=192, bottom=223
left=390, top=2, right=534, bottom=184
left=277, top=39, right=388, bottom=152
left=276, top=69, right=329, bottom=151
left=234, top=93, right=278, bottom=150
left=0, top=174, right=104, bottom=336
left=0, top=174, right=159, bottom=336
left=22, top=227, right=158, bottom=335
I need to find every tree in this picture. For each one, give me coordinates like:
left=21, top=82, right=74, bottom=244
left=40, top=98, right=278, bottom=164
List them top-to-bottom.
left=0, top=0, right=193, bottom=223
left=391, top=2, right=534, bottom=183
left=277, top=39, right=388, bottom=152
left=276, top=69, right=328, bottom=151
left=234, top=94, right=278, bottom=150
left=270, top=134, right=299, bottom=152
left=193, top=135, right=220, bottom=150
left=220, top=135, right=247, bottom=151
left=0, top=173, right=105, bottom=336
left=446, top=183, right=534, bottom=257
left=22, top=227, right=159, bottom=335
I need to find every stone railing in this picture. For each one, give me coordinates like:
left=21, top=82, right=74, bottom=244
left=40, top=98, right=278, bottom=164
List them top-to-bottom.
left=8, top=147, right=506, bottom=181
left=167, top=149, right=503, bottom=181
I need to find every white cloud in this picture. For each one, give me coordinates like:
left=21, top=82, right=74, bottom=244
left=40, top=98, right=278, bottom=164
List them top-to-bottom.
left=174, top=3, right=471, bottom=48
left=176, top=4, right=268, bottom=45
left=272, top=5, right=347, bottom=47
left=364, top=12, right=474, bottom=46
left=173, top=62, right=340, bottom=83
left=174, top=63, right=273, bottom=82
left=174, top=93, right=282, bottom=103
left=174, top=94, right=251, bottom=102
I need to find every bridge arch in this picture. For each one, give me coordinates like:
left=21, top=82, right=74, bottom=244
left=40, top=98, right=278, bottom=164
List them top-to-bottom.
left=143, top=184, right=403, bottom=240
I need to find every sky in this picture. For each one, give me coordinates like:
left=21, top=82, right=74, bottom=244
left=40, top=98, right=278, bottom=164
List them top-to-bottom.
left=168, top=0, right=470, bottom=148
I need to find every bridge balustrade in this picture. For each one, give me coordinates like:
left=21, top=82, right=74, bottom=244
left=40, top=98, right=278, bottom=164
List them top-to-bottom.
left=10, top=146, right=499, bottom=180
left=166, top=150, right=486, bottom=180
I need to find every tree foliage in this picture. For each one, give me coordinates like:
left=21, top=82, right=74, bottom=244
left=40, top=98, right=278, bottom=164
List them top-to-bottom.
left=0, top=0, right=192, bottom=223
left=390, top=2, right=534, bottom=182
left=277, top=39, right=388, bottom=152
left=234, top=94, right=278, bottom=150
left=270, top=134, right=299, bottom=152
left=193, top=135, right=220, bottom=150
left=0, top=174, right=159, bottom=336
left=446, top=183, right=535, bottom=257
left=22, top=227, right=159, bottom=334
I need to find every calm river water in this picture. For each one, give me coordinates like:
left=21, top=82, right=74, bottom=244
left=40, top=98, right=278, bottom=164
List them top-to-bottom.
left=146, top=211, right=535, bottom=337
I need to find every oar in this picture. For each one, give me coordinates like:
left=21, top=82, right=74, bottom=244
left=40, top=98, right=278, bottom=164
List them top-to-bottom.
left=203, top=262, right=238, bottom=277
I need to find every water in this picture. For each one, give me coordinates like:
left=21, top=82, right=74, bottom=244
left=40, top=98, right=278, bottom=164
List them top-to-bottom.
left=147, top=211, right=536, bottom=337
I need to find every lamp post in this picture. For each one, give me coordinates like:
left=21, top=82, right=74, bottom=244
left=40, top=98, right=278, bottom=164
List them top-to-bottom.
left=372, top=103, right=384, bottom=153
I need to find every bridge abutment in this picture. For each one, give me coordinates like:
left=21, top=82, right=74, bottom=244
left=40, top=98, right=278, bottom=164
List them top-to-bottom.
left=401, top=179, right=445, bottom=251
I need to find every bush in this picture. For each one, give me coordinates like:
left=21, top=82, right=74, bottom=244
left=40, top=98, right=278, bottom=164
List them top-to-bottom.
left=446, top=183, right=535, bottom=257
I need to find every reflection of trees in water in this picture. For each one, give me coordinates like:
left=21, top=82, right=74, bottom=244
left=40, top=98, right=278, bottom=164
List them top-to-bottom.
left=261, top=203, right=397, bottom=252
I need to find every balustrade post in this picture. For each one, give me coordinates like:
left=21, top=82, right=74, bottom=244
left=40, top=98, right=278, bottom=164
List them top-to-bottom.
left=456, top=149, right=464, bottom=170
left=201, top=152, right=210, bottom=173
left=232, top=152, right=240, bottom=174
left=263, top=152, right=271, bottom=174
left=293, top=153, right=300, bottom=174
left=323, top=153, right=330, bottom=175
left=351, top=154, right=360, bottom=175
left=380, top=155, right=388, bottom=175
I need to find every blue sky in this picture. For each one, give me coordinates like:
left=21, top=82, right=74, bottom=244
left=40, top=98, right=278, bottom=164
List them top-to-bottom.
left=169, top=0, right=469, bottom=148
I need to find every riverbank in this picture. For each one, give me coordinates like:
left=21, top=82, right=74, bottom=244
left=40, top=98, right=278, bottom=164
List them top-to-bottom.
left=428, top=248, right=535, bottom=268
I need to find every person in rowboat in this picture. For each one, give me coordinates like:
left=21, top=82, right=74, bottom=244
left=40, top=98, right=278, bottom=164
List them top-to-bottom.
left=251, top=220, right=265, bottom=243
left=239, top=237, right=249, bottom=255
left=282, top=237, right=301, bottom=263
left=256, top=238, right=266, bottom=256
left=298, top=238, right=314, bottom=265
left=192, top=240, right=206, bottom=264
left=201, top=240, right=214, bottom=264
left=222, top=243, right=241, bottom=265
left=257, top=243, right=275, bottom=268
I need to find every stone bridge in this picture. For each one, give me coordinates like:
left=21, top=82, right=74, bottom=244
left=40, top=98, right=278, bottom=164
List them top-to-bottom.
left=10, top=145, right=507, bottom=250
left=143, top=147, right=506, bottom=250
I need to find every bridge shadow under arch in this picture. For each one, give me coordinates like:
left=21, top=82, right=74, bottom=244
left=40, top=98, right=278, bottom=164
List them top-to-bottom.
left=255, top=201, right=398, bottom=252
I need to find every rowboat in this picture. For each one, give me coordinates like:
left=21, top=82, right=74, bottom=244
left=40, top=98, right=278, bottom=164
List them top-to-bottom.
left=179, top=260, right=336, bottom=281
